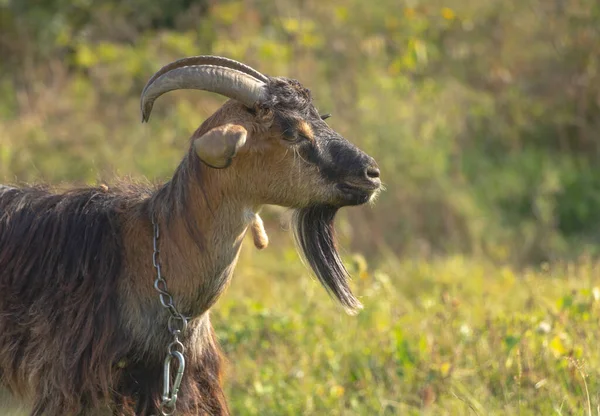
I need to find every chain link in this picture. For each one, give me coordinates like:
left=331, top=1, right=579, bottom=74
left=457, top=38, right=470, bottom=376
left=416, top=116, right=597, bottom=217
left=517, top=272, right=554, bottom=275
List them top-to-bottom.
left=152, top=216, right=188, bottom=416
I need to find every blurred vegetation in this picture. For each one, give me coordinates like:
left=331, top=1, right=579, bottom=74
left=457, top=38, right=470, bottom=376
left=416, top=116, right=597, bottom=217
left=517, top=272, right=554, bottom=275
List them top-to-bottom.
left=1, top=0, right=600, bottom=414
left=2, top=0, right=600, bottom=263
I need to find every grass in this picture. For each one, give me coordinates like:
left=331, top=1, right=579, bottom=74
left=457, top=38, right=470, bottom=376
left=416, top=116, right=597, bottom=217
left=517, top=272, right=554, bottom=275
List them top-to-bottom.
left=213, top=237, right=600, bottom=415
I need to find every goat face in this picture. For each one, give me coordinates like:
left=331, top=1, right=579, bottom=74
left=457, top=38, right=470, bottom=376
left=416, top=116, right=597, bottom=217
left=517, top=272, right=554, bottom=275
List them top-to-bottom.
left=254, top=76, right=381, bottom=208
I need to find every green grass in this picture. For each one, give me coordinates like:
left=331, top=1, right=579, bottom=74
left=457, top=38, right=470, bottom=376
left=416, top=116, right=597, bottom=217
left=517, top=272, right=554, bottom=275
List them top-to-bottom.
left=214, top=240, right=600, bottom=415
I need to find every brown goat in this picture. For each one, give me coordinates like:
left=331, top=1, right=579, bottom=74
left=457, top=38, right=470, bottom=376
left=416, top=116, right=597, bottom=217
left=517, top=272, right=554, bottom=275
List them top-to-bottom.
left=0, top=56, right=381, bottom=415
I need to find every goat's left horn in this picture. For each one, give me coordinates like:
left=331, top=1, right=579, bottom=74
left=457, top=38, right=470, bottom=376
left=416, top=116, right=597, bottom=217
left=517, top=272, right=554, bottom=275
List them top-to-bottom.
left=141, top=56, right=268, bottom=122
left=142, top=56, right=269, bottom=91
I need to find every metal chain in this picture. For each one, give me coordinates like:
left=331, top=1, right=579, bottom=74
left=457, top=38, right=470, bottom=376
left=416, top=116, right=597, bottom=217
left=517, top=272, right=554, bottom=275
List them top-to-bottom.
left=152, top=216, right=189, bottom=416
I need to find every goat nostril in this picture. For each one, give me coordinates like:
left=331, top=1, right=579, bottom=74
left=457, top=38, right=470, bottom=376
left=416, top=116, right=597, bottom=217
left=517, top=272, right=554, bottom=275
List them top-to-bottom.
left=366, top=166, right=380, bottom=180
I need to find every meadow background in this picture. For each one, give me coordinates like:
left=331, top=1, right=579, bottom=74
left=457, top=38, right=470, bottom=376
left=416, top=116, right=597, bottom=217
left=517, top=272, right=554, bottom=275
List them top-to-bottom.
left=1, top=0, right=600, bottom=414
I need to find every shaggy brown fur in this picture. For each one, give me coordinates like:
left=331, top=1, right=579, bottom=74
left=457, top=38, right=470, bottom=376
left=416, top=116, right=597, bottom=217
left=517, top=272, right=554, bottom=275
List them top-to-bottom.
left=0, top=181, right=229, bottom=415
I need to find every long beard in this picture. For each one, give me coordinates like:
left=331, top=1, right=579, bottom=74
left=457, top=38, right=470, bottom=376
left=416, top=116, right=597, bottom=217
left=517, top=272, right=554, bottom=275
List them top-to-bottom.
left=293, top=205, right=362, bottom=314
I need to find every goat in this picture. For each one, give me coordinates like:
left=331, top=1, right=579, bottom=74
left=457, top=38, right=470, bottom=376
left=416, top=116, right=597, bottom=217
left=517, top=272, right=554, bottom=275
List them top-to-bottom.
left=0, top=56, right=381, bottom=415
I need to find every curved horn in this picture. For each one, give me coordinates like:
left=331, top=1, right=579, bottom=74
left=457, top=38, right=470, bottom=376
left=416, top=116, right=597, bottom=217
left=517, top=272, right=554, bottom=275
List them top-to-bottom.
left=142, top=56, right=268, bottom=95
left=141, top=63, right=268, bottom=122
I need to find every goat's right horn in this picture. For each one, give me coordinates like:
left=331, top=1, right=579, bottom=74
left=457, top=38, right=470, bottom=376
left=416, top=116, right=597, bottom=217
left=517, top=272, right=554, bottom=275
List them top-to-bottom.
left=141, top=57, right=268, bottom=122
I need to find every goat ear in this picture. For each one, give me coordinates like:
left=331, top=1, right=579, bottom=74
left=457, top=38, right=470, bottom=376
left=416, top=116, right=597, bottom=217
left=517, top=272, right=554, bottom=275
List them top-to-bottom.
left=193, top=124, right=247, bottom=169
left=251, top=213, right=269, bottom=250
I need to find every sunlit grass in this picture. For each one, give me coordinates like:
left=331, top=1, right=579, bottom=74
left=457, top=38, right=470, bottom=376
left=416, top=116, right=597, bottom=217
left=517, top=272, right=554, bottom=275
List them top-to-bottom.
left=215, top=239, right=600, bottom=415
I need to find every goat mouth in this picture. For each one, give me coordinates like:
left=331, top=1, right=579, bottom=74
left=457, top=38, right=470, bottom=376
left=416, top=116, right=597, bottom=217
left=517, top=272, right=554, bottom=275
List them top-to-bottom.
left=336, top=183, right=379, bottom=205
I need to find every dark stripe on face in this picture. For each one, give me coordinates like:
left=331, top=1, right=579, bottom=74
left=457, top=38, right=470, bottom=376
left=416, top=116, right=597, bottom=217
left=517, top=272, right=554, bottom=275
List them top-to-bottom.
left=297, top=131, right=369, bottom=184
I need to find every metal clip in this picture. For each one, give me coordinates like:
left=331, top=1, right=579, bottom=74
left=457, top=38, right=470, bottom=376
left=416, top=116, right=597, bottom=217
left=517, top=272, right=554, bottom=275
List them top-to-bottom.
left=160, top=350, right=186, bottom=416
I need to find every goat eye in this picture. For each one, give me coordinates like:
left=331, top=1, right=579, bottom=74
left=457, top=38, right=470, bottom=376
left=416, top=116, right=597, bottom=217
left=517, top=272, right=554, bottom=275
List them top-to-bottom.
left=320, top=113, right=332, bottom=120
left=282, top=130, right=309, bottom=143
left=283, top=133, right=307, bottom=144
